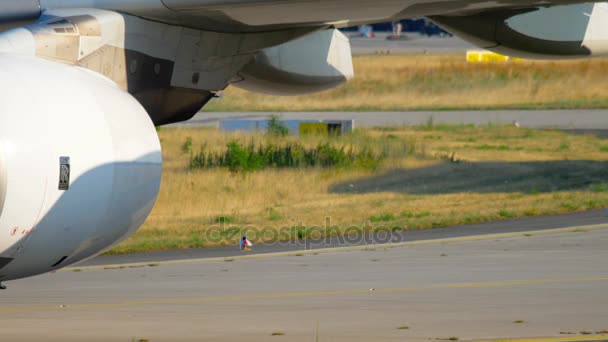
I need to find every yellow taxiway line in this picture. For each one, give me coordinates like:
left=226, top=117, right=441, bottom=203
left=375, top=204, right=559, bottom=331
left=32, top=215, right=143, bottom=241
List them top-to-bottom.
left=63, top=223, right=608, bottom=272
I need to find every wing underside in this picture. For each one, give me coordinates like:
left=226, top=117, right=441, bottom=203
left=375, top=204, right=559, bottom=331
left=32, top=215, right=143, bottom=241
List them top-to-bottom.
left=41, top=0, right=591, bottom=32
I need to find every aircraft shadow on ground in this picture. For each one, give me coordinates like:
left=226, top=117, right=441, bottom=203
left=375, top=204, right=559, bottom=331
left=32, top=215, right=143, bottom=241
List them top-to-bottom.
left=330, top=160, right=608, bottom=195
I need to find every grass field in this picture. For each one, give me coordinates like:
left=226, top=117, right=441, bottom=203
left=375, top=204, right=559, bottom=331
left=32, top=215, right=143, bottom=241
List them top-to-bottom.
left=204, top=55, right=608, bottom=111
left=108, top=124, right=608, bottom=254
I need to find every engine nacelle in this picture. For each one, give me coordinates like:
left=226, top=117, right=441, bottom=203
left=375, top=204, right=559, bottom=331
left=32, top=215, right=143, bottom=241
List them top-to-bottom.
left=431, top=3, right=608, bottom=59
left=233, top=29, right=354, bottom=95
left=0, top=55, right=162, bottom=281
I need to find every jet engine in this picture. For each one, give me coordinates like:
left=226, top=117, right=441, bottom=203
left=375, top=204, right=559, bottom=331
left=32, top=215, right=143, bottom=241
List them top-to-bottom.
left=431, top=3, right=608, bottom=59
left=233, top=29, right=354, bottom=95
left=0, top=55, right=162, bottom=281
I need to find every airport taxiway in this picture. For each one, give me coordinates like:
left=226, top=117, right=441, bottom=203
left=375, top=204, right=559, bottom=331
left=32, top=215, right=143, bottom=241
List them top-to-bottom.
left=177, top=110, right=608, bottom=132
left=82, top=209, right=608, bottom=266
left=2, top=217, right=608, bottom=342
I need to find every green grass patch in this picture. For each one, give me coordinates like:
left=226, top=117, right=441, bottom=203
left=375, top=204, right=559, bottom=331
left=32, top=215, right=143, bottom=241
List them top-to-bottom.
left=268, top=115, right=289, bottom=137
left=181, top=137, right=193, bottom=154
left=190, top=140, right=384, bottom=173
left=558, top=141, right=570, bottom=151
left=475, top=144, right=513, bottom=151
left=591, top=183, right=608, bottom=192
left=560, top=202, right=580, bottom=211
left=267, top=208, right=283, bottom=221
left=498, top=210, right=517, bottom=218
left=400, top=211, right=414, bottom=218
left=416, top=212, right=432, bottom=218
left=370, top=213, right=397, bottom=222
left=463, top=214, right=484, bottom=224
left=215, top=216, right=235, bottom=224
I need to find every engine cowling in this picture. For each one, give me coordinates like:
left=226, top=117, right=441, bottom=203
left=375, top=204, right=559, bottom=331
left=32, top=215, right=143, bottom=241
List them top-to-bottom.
left=431, top=3, right=608, bottom=59
left=233, top=29, right=354, bottom=95
left=0, top=55, right=162, bottom=281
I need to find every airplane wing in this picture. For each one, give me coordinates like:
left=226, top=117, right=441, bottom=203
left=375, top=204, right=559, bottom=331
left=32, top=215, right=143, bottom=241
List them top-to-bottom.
left=40, top=0, right=590, bottom=33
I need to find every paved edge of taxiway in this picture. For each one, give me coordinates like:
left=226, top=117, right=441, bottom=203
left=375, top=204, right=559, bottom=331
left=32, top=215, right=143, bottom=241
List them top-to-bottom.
left=62, top=223, right=608, bottom=272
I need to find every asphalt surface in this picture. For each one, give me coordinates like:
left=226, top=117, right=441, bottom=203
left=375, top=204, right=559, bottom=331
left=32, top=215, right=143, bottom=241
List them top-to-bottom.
left=176, top=110, right=608, bottom=131
left=82, top=209, right=608, bottom=267
left=3, top=224, right=608, bottom=342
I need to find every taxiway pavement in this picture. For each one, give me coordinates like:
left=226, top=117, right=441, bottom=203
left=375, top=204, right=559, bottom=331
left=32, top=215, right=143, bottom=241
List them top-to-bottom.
left=176, top=110, right=608, bottom=132
left=2, top=218, right=608, bottom=342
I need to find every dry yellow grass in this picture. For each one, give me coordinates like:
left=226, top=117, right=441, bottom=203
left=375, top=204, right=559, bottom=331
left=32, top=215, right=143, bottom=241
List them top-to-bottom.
left=205, top=55, right=608, bottom=111
left=108, top=125, right=608, bottom=254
